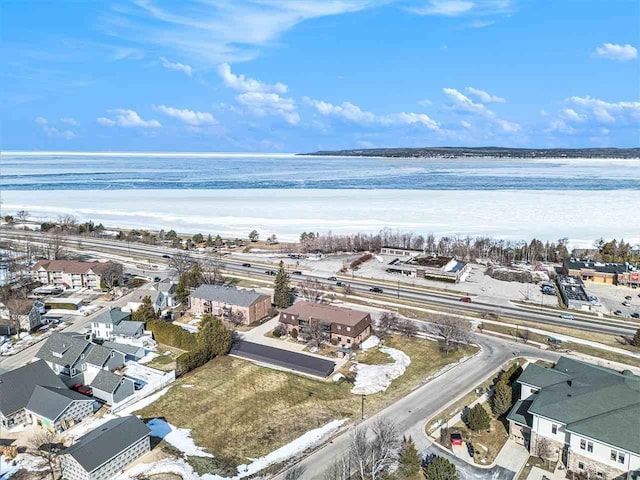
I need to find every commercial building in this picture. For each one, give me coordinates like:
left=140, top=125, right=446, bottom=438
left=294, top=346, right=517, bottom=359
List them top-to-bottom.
left=385, top=254, right=469, bottom=283
left=30, top=259, right=122, bottom=290
left=563, top=259, right=639, bottom=288
left=556, top=275, right=596, bottom=311
left=189, top=284, right=271, bottom=324
left=279, top=301, right=372, bottom=348
left=507, top=357, right=640, bottom=479
left=60, top=416, right=151, bottom=480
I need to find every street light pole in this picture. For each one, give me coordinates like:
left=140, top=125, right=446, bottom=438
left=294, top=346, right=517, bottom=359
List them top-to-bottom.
left=361, top=394, right=366, bottom=420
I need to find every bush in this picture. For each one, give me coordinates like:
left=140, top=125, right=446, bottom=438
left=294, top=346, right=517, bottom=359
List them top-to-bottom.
left=350, top=253, right=373, bottom=268
left=44, top=301, right=78, bottom=311
left=198, top=314, right=232, bottom=357
left=147, top=320, right=198, bottom=351
left=290, top=328, right=298, bottom=339
left=272, top=329, right=282, bottom=338
left=176, top=348, right=212, bottom=376
left=491, top=379, right=513, bottom=417
left=467, top=404, right=491, bottom=431
left=397, top=436, right=421, bottom=478
left=423, top=456, right=458, bottom=480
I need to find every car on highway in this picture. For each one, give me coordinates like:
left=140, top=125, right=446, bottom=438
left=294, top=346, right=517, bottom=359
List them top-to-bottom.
left=162, top=254, right=171, bottom=259
left=241, top=263, right=252, bottom=267
left=265, top=270, right=276, bottom=276
left=292, top=270, right=303, bottom=275
left=123, top=273, right=133, bottom=280
left=154, top=276, right=161, bottom=282
left=327, top=276, right=337, bottom=281
left=336, top=281, right=345, bottom=287
left=369, top=287, right=383, bottom=293
left=459, top=297, right=472, bottom=303
left=622, top=301, right=631, bottom=307
left=613, top=310, right=623, bottom=316
left=631, top=312, right=640, bottom=319
left=559, top=313, right=574, bottom=320
left=450, top=432, right=463, bottom=446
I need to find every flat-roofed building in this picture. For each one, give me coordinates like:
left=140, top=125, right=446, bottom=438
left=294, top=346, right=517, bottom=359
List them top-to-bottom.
left=563, top=259, right=639, bottom=288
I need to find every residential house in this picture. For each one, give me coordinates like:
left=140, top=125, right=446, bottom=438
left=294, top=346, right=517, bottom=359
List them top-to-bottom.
left=30, top=259, right=123, bottom=290
left=127, top=278, right=177, bottom=314
left=189, top=284, right=271, bottom=324
left=0, top=299, right=45, bottom=334
left=279, top=301, right=372, bottom=348
left=91, top=308, right=145, bottom=342
left=36, top=332, right=126, bottom=385
left=101, top=341, right=145, bottom=361
left=507, top=357, right=640, bottom=479
left=0, top=360, right=93, bottom=431
left=89, top=370, right=136, bottom=405
left=60, top=416, right=151, bottom=480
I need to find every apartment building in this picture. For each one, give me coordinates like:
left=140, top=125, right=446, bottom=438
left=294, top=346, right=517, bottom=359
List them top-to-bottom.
left=30, top=260, right=122, bottom=290
left=190, top=284, right=271, bottom=324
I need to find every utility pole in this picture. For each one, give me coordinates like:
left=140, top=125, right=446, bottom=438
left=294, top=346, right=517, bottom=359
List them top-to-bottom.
left=397, top=278, right=400, bottom=299
left=361, top=394, right=366, bottom=420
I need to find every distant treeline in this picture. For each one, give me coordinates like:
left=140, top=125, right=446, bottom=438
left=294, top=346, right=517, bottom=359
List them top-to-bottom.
left=302, top=146, right=640, bottom=159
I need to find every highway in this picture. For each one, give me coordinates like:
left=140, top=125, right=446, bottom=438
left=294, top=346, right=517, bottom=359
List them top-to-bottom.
left=2, top=229, right=636, bottom=337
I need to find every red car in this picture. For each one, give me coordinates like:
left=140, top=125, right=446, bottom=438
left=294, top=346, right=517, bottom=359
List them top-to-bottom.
left=459, top=297, right=472, bottom=303
left=70, top=383, right=83, bottom=391
left=77, top=386, right=92, bottom=396
left=450, top=432, right=463, bottom=446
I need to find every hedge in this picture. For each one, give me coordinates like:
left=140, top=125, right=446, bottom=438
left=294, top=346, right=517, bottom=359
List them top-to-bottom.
left=350, top=253, right=373, bottom=268
left=44, top=302, right=79, bottom=311
left=146, top=320, right=198, bottom=351
left=176, top=348, right=213, bottom=377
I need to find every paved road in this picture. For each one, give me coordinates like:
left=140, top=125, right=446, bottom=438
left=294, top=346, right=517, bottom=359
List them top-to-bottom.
left=2, top=230, right=636, bottom=337
left=277, top=334, right=559, bottom=480
left=420, top=446, right=514, bottom=480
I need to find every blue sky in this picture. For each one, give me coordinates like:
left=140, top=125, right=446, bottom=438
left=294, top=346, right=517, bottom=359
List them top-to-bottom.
left=2, top=0, right=639, bottom=152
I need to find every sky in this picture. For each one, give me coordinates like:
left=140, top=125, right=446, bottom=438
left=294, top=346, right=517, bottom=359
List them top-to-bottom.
left=1, top=0, right=639, bottom=152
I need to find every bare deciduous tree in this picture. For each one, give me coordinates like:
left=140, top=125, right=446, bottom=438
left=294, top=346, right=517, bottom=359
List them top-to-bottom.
left=15, top=210, right=30, bottom=223
left=57, top=214, right=77, bottom=231
left=42, top=230, right=68, bottom=260
left=168, top=251, right=195, bottom=278
left=200, top=256, right=224, bottom=284
left=99, top=262, right=123, bottom=291
left=300, top=279, right=325, bottom=303
left=343, top=283, right=353, bottom=296
left=228, top=310, right=245, bottom=328
left=377, top=312, right=399, bottom=339
left=428, top=315, right=470, bottom=355
left=396, top=318, right=418, bottom=338
left=304, top=319, right=327, bottom=349
left=350, top=417, right=400, bottom=480
left=28, top=429, right=62, bottom=480
left=533, top=436, right=553, bottom=467
left=322, top=455, right=351, bottom=480
left=282, top=464, right=307, bottom=480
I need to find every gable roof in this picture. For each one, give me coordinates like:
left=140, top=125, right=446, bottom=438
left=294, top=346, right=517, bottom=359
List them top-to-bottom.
left=31, top=260, right=116, bottom=275
left=155, top=278, right=175, bottom=294
left=191, top=284, right=268, bottom=307
left=281, top=301, right=370, bottom=327
left=93, top=308, right=130, bottom=325
left=112, top=320, right=144, bottom=337
left=36, top=333, right=90, bottom=369
left=101, top=341, right=144, bottom=357
left=84, top=344, right=115, bottom=368
left=521, top=357, right=640, bottom=454
left=0, top=360, right=66, bottom=416
left=90, top=370, right=130, bottom=394
left=26, top=385, right=91, bottom=421
left=63, top=416, right=150, bottom=473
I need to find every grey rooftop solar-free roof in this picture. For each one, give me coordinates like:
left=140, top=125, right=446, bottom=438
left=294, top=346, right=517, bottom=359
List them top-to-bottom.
left=191, top=284, right=267, bottom=307
left=93, top=308, right=131, bottom=325
left=112, top=320, right=144, bottom=337
left=36, top=332, right=89, bottom=368
left=101, top=341, right=144, bottom=357
left=0, top=360, right=65, bottom=416
left=90, top=369, right=128, bottom=393
left=26, top=385, right=91, bottom=421
left=63, top=416, right=151, bottom=473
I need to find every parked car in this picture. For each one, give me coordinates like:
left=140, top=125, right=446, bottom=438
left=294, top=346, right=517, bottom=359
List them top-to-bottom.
left=161, top=254, right=171, bottom=259
left=242, top=263, right=252, bottom=268
left=265, top=270, right=276, bottom=276
left=292, top=270, right=303, bottom=275
left=154, top=276, right=161, bottom=282
left=327, top=276, right=337, bottom=281
left=336, top=281, right=345, bottom=287
left=369, top=287, right=383, bottom=293
left=625, top=295, right=632, bottom=300
left=459, top=297, right=472, bottom=303
left=622, top=301, right=631, bottom=307
left=613, top=310, right=623, bottom=316
left=631, top=312, right=640, bottom=319
left=559, top=313, right=574, bottom=320
left=70, top=383, right=83, bottom=392
left=77, top=385, right=92, bottom=396
left=450, top=432, right=463, bottom=446
left=466, top=442, right=475, bottom=457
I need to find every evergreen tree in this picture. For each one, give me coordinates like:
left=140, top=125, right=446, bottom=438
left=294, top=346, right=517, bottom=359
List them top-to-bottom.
left=249, top=230, right=260, bottom=242
left=206, top=234, right=213, bottom=247
left=274, top=260, right=291, bottom=308
left=131, top=296, right=157, bottom=323
left=198, top=314, right=232, bottom=357
left=633, top=328, right=640, bottom=347
left=491, top=379, right=513, bottom=417
left=467, top=404, right=491, bottom=431
left=397, top=436, right=421, bottom=478
left=423, top=456, right=458, bottom=480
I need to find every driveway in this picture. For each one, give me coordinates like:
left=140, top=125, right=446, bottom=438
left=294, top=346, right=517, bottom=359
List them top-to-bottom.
left=421, top=444, right=515, bottom=480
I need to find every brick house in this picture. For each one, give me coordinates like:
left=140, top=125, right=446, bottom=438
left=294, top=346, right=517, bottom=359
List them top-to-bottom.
left=30, top=259, right=123, bottom=290
left=189, top=284, right=271, bottom=325
left=279, top=301, right=372, bottom=348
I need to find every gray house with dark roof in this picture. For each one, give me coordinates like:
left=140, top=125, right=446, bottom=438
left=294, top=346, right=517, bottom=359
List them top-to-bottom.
left=190, top=284, right=271, bottom=324
left=91, top=308, right=144, bottom=342
left=507, top=357, right=640, bottom=479
left=0, top=360, right=93, bottom=431
left=89, top=370, right=135, bottom=405
left=60, top=416, right=151, bottom=480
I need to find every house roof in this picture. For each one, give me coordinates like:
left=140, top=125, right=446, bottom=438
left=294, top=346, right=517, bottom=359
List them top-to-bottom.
left=563, top=259, right=634, bottom=275
left=31, top=260, right=117, bottom=275
left=155, top=278, right=175, bottom=294
left=191, top=284, right=268, bottom=307
left=281, top=301, right=370, bottom=328
left=93, top=308, right=130, bottom=325
left=113, top=320, right=144, bottom=337
left=36, top=333, right=90, bottom=369
left=101, top=341, right=144, bottom=357
left=84, top=344, right=114, bottom=368
left=520, top=357, right=640, bottom=454
left=0, top=360, right=66, bottom=416
left=90, top=370, right=129, bottom=394
left=26, top=385, right=91, bottom=421
left=506, top=399, right=533, bottom=428
left=63, top=416, right=151, bottom=473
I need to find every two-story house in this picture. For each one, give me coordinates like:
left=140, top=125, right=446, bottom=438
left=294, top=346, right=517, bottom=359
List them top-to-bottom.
left=127, top=278, right=177, bottom=314
left=189, top=284, right=271, bottom=324
left=279, top=301, right=372, bottom=348
left=91, top=308, right=145, bottom=343
left=507, top=357, right=640, bottom=479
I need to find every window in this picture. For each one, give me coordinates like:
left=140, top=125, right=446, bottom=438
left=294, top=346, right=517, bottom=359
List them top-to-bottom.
left=337, top=325, right=341, bottom=330
left=346, top=327, right=351, bottom=332
left=347, top=339, right=351, bottom=344
left=551, top=424, right=558, bottom=435
left=580, top=439, right=586, bottom=450
left=587, top=441, right=593, bottom=453
left=610, top=450, right=625, bottom=463
left=618, top=453, right=625, bottom=464
left=578, top=462, right=584, bottom=470
left=596, top=473, right=603, bottom=478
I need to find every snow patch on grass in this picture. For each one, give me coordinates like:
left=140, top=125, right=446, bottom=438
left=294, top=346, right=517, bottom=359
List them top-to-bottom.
left=359, top=335, right=380, bottom=352
left=351, top=347, right=411, bottom=395
left=117, top=386, right=170, bottom=415
left=147, top=418, right=213, bottom=458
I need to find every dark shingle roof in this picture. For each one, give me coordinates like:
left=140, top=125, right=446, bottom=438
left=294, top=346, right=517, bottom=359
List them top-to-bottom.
left=191, top=284, right=268, bottom=307
left=93, top=308, right=130, bottom=325
left=112, top=320, right=144, bottom=337
left=36, top=333, right=90, bottom=368
left=101, top=341, right=144, bottom=357
left=84, top=344, right=114, bottom=367
left=0, top=360, right=66, bottom=416
left=90, top=370, right=128, bottom=393
left=26, top=385, right=91, bottom=421
left=506, top=399, right=533, bottom=428
left=64, top=416, right=150, bottom=473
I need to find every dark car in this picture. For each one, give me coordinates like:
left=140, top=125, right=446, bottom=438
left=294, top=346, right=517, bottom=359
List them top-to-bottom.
left=161, top=254, right=171, bottom=259
left=242, top=263, right=252, bottom=268
left=265, top=270, right=276, bottom=276
left=292, top=270, right=303, bottom=275
left=123, top=273, right=133, bottom=280
left=154, top=276, right=161, bottom=282
left=327, top=276, right=337, bottom=281
left=336, top=281, right=345, bottom=287
left=369, top=287, right=383, bottom=293
left=625, top=295, right=632, bottom=300
left=460, top=297, right=472, bottom=303
left=613, top=310, right=623, bottom=316
left=631, top=312, right=640, bottom=319
left=70, top=383, right=83, bottom=391
left=77, top=386, right=92, bottom=396
left=450, top=432, right=463, bottom=446
left=466, top=442, right=475, bottom=457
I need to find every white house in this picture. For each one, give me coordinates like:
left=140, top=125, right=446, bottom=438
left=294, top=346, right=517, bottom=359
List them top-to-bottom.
left=126, top=279, right=177, bottom=314
left=507, top=357, right=640, bottom=479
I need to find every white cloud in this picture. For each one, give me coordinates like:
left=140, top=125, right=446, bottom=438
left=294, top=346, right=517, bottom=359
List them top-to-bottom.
left=407, top=0, right=513, bottom=17
left=593, top=43, right=638, bottom=62
left=111, top=47, right=144, bottom=61
left=160, top=56, right=193, bottom=76
left=218, top=63, right=287, bottom=93
left=443, top=87, right=519, bottom=132
left=465, top=87, right=505, bottom=103
left=237, top=92, right=300, bottom=125
left=567, top=96, right=640, bottom=124
left=303, top=97, right=441, bottom=131
left=418, top=99, right=433, bottom=107
left=153, top=105, right=217, bottom=125
left=561, top=108, right=586, bottom=123
left=97, top=109, right=161, bottom=128
left=34, top=116, right=76, bottom=139
left=35, top=116, right=48, bottom=125
left=60, top=117, right=79, bottom=126
left=461, top=120, right=472, bottom=129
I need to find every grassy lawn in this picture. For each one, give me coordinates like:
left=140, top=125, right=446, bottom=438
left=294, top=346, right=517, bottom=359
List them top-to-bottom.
left=137, top=335, right=477, bottom=466
left=145, top=344, right=185, bottom=372
left=452, top=415, right=509, bottom=465
left=516, top=456, right=555, bottom=480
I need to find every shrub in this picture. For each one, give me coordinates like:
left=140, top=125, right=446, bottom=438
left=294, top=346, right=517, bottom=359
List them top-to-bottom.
left=350, top=253, right=373, bottom=269
left=198, top=314, right=232, bottom=356
left=147, top=320, right=198, bottom=351
left=290, top=328, right=298, bottom=339
left=272, top=329, right=282, bottom=338
left=330, top=338, right=339, bottom=346
left=176, top=348, right=212, bottom=376
left=491, top=379, right=513, bottom=417
left=467, top=404, right=491, bottom=431
left=397, top=436, right=421, bottom=478
left=423, top=456, right=458, bottom=480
